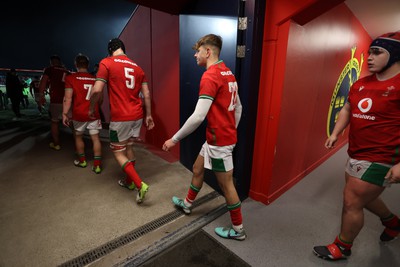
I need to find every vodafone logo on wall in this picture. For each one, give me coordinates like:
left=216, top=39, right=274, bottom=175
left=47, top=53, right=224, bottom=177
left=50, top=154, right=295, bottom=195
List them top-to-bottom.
left=357, top=98, right=372, bottom=113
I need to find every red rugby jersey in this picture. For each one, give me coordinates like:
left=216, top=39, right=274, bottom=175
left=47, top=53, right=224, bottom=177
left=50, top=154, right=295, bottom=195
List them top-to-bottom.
left=96, top=54, right=147, bottom=121
left=199, top=60, right=239, bottom=146
left=43, top=65, right=70, bottom=104
left=65, top=72, right=99, bottom=122
left=347, top=73, right=400, bottom=164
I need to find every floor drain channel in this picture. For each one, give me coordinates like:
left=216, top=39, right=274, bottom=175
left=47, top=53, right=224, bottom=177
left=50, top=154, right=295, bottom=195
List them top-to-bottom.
left=59, top=191, right=220, bottom=267
left=120, top=203, right=227, bottom=267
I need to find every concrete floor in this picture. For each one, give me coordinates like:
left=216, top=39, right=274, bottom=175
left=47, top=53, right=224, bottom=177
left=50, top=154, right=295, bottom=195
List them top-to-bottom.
left=1, top=104, right=400, bottom=267
left=0, top=106, right=219, bottom=267
left=203, top=146, right=400, bottom=267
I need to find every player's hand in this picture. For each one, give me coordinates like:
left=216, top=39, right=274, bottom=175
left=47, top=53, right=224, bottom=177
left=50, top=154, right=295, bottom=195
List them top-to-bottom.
left=88, top=108, right=96, bottom=120
left=62, top=113, right=70, bottom=127
left=146, top=115, right=155, bottom=130
left=325, top=135, right=338, bottom=149
left=162, top=139, right=176, bottom=152
left=385, top=163, right=400, bottom=184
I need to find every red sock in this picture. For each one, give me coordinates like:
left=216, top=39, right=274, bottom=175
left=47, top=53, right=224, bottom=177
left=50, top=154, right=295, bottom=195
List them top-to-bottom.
left=78, top=153, right=86, bottom=163
left=94, top=156, right=102, bottom=167
left=130, top=159, right=136, bottom=167
left=122, top=161, right=142, bottom=188
left=185, top=184, right=200, bottom=205
left=228, top=202, right=243, bottom=226
left=381, top=214, right=399, bottom=228
left=382, top=214, right=400, bottom=237
left=334, top=235, right=352, bottom=251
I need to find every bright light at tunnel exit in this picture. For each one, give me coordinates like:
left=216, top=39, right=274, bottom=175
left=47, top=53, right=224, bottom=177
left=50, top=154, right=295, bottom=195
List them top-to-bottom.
left=214, top=18, right=237, bottom=35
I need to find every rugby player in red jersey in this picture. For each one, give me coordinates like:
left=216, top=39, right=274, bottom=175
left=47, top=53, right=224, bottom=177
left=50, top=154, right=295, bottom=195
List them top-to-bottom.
left=314, top=31, right=400, bottom=261
left=163, top=34, right=246, bottom=241
left=89, top=38, right=154, bottom=204
left=63, top=54, right=103, bottom=174
left=39, top=55, right=70, bottom=150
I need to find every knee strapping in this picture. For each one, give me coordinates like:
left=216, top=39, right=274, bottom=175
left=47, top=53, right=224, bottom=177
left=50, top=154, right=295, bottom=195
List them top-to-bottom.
left=110, top=143, right=126, bottom=152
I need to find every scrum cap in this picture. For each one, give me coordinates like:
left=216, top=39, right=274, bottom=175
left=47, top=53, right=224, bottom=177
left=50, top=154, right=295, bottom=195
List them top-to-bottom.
left=370, top=31, right=400, bottom=70
left=108, top=38, right=125, bottom=55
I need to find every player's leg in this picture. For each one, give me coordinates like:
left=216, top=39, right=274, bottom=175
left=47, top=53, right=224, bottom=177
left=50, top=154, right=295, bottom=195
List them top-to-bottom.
left=49, top=104, right=62, bottom=149
left=125, top=119, right=142, bottom=167
left=50, top=120, right=60, bottom=149
left=88, top=120, right=103, bottom=174
left=110, top=121, right=148, bottom=203
left=73, top=131, right=87, bottom=167
left=90, top=131, right=102, bottom=173
left=126, top=138, right=136, bottom=166
left=172, top=154, right=205, bottom=214
left=313, top=159, right=388, bottom=261
left=214, top=170, right=246, bottom=240
left=340, top=174, right=384, bottom=241
left=366, top=197, right=400, bottom=241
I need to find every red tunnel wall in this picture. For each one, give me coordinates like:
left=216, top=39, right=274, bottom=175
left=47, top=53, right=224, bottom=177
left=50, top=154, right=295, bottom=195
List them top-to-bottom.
left=250, top=0, right=372, bottom=204
left=115, top=1, right=374, bottom=205
left=119, top=7, right=180, bottom=161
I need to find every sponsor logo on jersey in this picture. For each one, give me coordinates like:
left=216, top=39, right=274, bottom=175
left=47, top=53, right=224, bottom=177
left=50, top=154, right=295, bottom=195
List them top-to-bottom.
left=327, top=47, right=364, bottom=137
left=114, top=58, right=137, bottom=66
left=220, top=71, right=233, bottom=76
left=76, top=76, right=95, bottom=81
left=352, top=98, right=375, bottom=120
left=357, top=98, right=372, bottom=113
left=352, top=113, right=376, bottom=120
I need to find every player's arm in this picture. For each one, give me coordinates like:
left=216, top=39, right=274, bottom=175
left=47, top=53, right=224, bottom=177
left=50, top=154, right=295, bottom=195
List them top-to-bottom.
left=38, top=74, right=49, bottom=97
left=89, top=80, right=105, bottom=118
left=141, top=83, right=155, bottom=130
left=62, top=88, right=73, bottom=127
left=98, top=89, right=104, bottom=106
left=235, top=94, right=242, bottom=128
left=162, top=98, right=212, bottom=151
left=325, top=102, right=351, bottom=149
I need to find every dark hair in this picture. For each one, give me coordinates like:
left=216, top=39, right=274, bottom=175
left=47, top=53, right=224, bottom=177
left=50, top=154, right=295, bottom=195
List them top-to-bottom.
left=108, top=38, right=125, bottom=55
left=75, top=53, right=89, bottom=68
left=50, top=55, right=62, bottom=66
left=50, top=55, right=61, bottom=61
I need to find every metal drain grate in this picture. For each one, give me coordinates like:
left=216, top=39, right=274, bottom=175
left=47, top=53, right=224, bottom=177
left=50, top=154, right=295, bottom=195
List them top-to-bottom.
left=59, top=191, right=220, bottom=267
